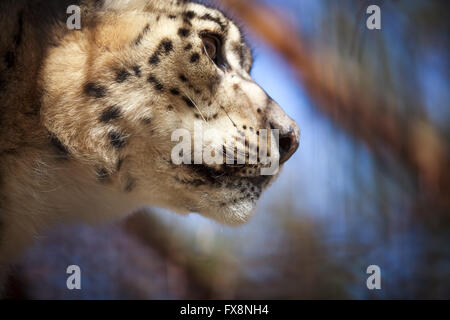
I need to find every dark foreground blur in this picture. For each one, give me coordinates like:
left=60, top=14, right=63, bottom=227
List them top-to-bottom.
left=5, top=0, right=450, bottom=299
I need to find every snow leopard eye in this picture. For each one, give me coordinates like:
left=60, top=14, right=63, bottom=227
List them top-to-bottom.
left=201, top=35, right=220, bottom=63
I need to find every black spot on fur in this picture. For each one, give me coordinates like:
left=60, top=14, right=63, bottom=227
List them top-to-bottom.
left=183, top=11, right=196, bottom=20
left=199, top=13, right=226, bottom=31
left=168, top=15, right=177, bottom=19
left=134, top=24, right=150, bottom=46
left=178, top=28, right=190, bottom=37
left=134, top=34, right=143, bottom=46
left=149, top=39, right=173, bottom=65
left=161, top=39, right=174, bottom=54
left=184, top=43, right=192, bottom=51
left=149, top=53, right=160, bottom=65
left=190, top=53, right=200, bottom=63
left=133, top=65, right=141, bottom=77
left=115, top=69, right=131, bottom=83
left=179, top=74, right=188, bottom=82
left=148, top=75, right=164, bottom=91
left=84, top=82, right=107, bottom=98
left=154, top=82, right=164, bottom=91
left=170, top=88, right=180, bottom=96
left=182, top=96, right=195, bottom=108
left=167, top=105, right=174, bottom=111
left=99, top=106, right=121, bottom=123
left=109, top=131, right=127, bottom=149
left=50, top=135, right=69, bottom=158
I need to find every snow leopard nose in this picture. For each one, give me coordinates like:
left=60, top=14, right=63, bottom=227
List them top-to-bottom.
left=265, top=99, right=300, bottom=165
left=269, top=122, right=299, bottom=165
left=278, top=129, right=299, bottom=164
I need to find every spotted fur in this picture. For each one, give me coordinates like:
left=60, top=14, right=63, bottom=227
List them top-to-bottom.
left=0, top=0, right=299, bottom=291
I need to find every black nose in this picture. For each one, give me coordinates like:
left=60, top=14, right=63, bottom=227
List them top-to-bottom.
left=279, top=130, right=299, bottom=164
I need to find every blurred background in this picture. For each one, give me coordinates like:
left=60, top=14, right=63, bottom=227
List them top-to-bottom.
left=5, top=0, right=450, bottom=299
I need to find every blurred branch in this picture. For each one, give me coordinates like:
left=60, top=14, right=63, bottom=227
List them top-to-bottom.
left=220, top=0, right=450, bottom=209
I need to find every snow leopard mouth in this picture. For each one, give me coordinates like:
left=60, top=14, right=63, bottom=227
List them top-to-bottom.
left=176, top=164, right=278, bottom=224
left=179, top=164, right=274, bottom=191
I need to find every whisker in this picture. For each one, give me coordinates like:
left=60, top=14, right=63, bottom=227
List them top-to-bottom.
left=202, top=42, right=216, bottom=66
left=182, top=91, right=208, bottom=124
left=220, top=106, right=237, bottom=128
